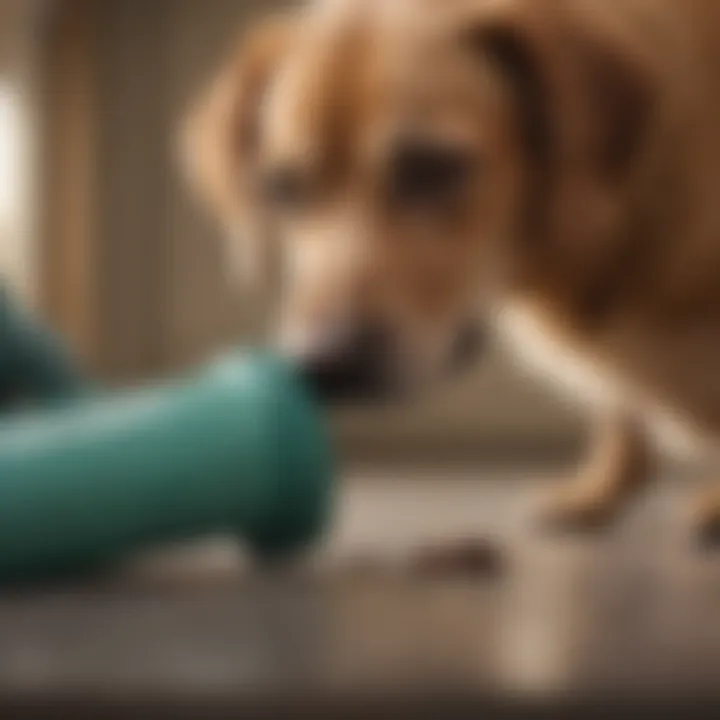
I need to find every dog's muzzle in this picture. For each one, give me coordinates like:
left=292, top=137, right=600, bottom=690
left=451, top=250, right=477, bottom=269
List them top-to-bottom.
left=294, top=319, right=486, bottom=406
left=294, top=323, right=397, bottom=405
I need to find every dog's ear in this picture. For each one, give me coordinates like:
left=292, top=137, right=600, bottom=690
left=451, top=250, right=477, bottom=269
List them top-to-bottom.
left=463, top=0, right=658, bottom=280
left=466, top=0, right=657, bottom=186
left=179, top=15, right=295, bottom=285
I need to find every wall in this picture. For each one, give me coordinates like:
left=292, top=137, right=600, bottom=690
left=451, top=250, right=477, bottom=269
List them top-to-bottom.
left=0, top=0, right=43, bottom=305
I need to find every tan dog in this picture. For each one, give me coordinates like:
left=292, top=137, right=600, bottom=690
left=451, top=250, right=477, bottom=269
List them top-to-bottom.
left=181, top=0, right=720, bottom=538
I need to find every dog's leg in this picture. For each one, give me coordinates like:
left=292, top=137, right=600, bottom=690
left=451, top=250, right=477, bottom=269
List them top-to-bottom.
left=536, top=412, right=652, bottom=531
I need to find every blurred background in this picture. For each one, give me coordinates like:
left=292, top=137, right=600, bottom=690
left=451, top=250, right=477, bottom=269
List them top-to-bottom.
left=0, top=0, right=582, bottom=467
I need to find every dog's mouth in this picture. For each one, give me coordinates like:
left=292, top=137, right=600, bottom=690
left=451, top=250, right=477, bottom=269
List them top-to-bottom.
left=294, top=319, right=486, bottom=407
left=292, top=323, right=400, bottom=406
left=298, top=353, right=398, bottom=405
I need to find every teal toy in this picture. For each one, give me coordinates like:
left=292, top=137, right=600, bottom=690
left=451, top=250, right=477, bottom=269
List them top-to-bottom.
left=0, top=284, right=88, bottom=409
left=0, top=285, right=334, bottom=584
left=0, top=352, right=334, bottom=584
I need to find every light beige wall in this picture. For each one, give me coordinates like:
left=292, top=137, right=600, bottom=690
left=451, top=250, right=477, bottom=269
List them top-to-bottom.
left=0, top=0, right=41, bottom=305
left=90, top=0, right=581, bottom=458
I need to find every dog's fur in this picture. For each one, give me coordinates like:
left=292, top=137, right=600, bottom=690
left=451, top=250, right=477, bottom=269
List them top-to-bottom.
left=182, top=0, right=720, bottom=534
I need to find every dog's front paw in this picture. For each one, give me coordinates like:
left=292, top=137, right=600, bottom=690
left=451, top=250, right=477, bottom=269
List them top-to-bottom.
left=533, top=476, right=624, bottom=534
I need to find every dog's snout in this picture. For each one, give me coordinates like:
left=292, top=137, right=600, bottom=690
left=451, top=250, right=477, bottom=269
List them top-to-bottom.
left=295, top=323, right=395, bottom=405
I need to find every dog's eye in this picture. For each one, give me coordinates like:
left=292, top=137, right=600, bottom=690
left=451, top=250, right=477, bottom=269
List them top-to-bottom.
left=388, top=141, right=475, bottom=208
left=261, top=167, right=311, bottom=210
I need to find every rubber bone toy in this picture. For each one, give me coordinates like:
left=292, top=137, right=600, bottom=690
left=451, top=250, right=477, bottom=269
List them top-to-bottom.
left=0, top=286, right=334, bottom=584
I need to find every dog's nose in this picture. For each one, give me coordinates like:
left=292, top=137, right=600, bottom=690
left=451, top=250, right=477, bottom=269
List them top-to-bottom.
left=295, top=324, right=394, bottom=405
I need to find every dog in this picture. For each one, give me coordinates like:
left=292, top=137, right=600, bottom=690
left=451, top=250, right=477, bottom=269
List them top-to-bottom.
left=180, top=0, right=720, bottom=539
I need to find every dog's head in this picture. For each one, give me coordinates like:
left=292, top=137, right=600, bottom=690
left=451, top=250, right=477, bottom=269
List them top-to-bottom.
left=181, top=0, right=656, bottom=403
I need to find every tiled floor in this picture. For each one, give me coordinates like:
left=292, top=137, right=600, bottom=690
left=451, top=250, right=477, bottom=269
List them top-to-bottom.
left=2, top=466, right=720, bottom=711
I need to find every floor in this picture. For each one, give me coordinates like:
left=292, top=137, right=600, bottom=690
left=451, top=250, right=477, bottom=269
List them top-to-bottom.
left=2, top=465, right=720, bottom=715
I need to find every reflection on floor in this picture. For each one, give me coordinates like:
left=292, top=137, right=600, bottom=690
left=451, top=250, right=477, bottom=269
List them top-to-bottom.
left=1, top=465, right=720, bottom=706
